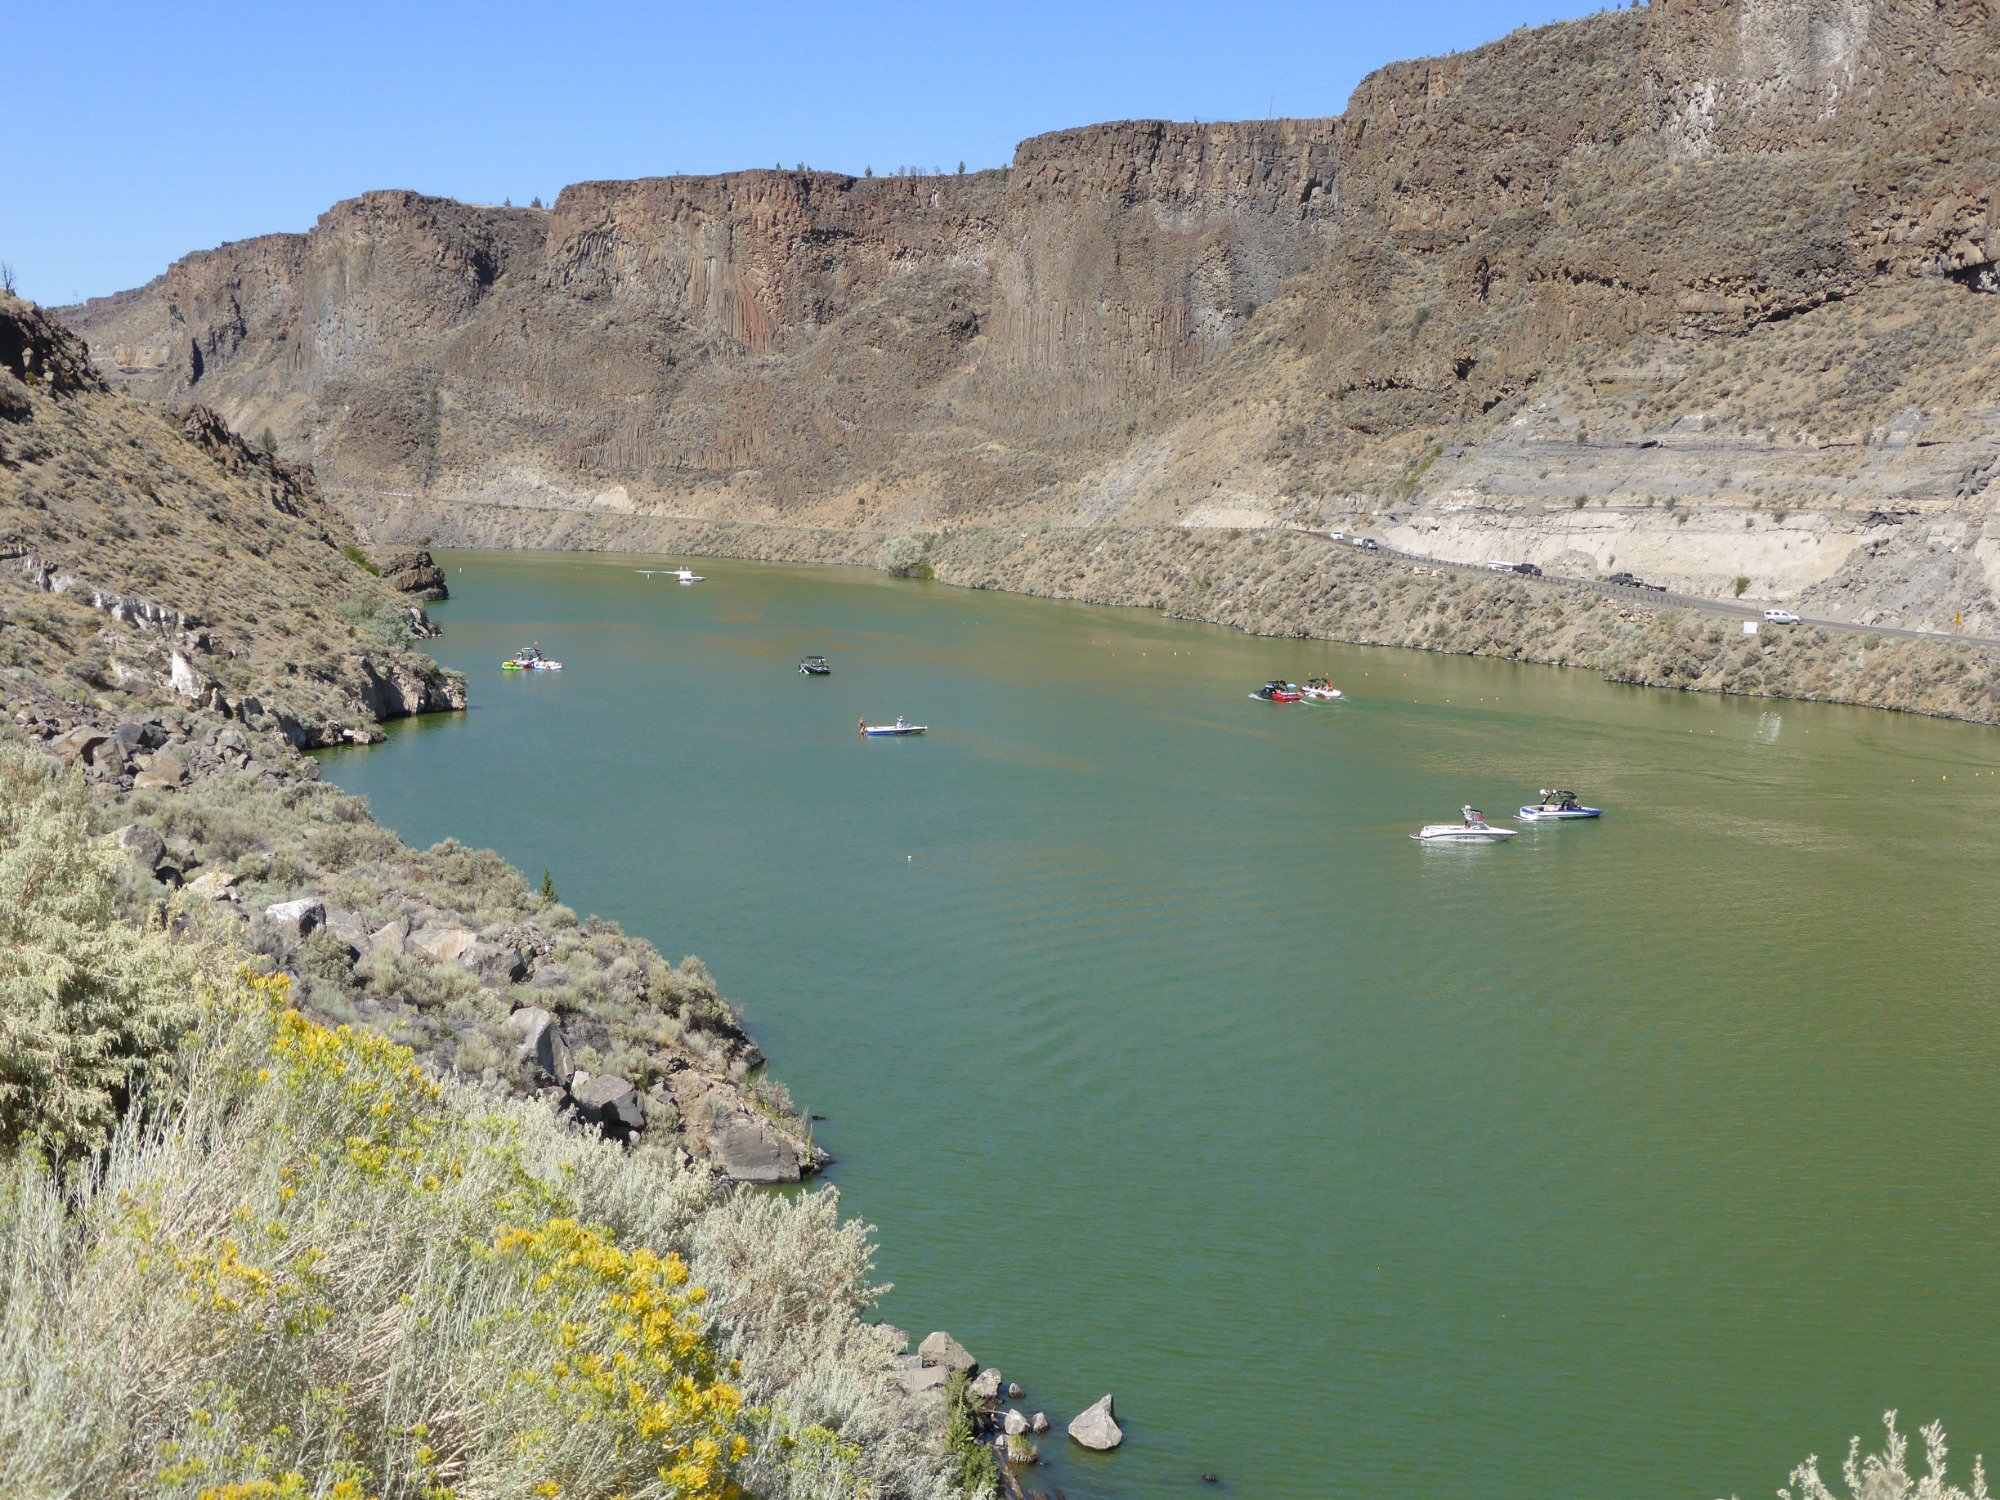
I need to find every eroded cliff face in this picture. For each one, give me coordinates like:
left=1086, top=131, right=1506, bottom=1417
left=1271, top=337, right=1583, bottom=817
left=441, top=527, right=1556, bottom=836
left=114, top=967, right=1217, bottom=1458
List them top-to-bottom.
left=63, top=0, right=2000, bottom=630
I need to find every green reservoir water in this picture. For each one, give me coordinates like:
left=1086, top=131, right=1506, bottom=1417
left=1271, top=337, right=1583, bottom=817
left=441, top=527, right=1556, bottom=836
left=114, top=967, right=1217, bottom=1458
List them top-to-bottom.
left=320, top=550, right=2000, bottom=1499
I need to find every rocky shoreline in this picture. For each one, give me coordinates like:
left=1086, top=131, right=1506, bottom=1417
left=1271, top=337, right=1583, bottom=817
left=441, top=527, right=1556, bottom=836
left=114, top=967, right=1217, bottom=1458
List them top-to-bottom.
left=351, top=496, right=2000, bottom=730
left=3, top=673, right=827, bottom=1186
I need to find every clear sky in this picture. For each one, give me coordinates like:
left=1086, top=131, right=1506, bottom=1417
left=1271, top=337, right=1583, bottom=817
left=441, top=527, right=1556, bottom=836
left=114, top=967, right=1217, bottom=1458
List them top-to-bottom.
left=7, top=0, right=1608, bottom=307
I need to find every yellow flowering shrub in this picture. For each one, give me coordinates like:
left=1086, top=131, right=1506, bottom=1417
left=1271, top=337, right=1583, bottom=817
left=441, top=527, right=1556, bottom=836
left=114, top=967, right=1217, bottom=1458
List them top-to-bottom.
left=493, top=1219, right=748, bottom=1498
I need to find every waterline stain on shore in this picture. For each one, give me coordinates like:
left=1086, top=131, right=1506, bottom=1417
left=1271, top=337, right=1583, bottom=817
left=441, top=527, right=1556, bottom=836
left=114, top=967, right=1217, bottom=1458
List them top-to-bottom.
left=324, top=550, right=2000, bottom=1500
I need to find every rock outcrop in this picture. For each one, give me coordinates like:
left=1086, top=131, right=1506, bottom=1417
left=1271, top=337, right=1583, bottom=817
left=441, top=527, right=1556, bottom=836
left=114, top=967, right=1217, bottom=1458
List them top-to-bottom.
left=383, top=549, right=449, bottom=600
left=1068, top=1393, right=1123, bottom=1451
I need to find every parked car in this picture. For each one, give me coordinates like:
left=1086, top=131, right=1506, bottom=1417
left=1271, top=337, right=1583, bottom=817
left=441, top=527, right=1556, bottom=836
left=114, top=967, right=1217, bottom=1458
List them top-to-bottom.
left=1484, top=560, right=1515, bottom=572
left=1513, top=562, right=1543, bottom=576
left=1607, top=571, right=1640, bottom=586
left=1762, top=608, right=1802, bottom=625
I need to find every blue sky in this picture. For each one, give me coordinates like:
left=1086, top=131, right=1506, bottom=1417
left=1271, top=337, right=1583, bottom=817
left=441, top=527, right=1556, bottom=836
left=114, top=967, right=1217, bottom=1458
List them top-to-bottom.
left=7, top=0, right=1608, bottom=306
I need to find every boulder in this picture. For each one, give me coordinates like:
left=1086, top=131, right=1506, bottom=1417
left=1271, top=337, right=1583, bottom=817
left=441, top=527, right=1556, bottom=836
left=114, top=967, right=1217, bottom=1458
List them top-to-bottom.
left=113, top=720, right=165, bottom=754
left=52, top=726, right=109, bottom=765
left=82, top=735, right=129, bottom=772
left=135, top=753, right=187, bottom=788
left=112, top=823, right=166, bottom=872
left=185, top=869, right=240, bottom=903
left=263, top=899, right=326, bottom=938
left=324, top=909, right=369, bottom=952
left=369, top=917, right=411, bottom=956
left=415, top=926, right=478, bottom=963
left=460, top=940, right=528, bottom=985
left=529, top=960, right=570, bottom=990
left=504, top=1006, right=574, bottom=1085
left=575, top=1074, right=646, bottom=1136
left=709, top=1116, right=807, bottom=1184
left=870, top=1323, right=911, bottom=1355
left=918, top=1331, right=977, bottom=1374
left=892, top=1363, right=950, bottom=1396
left=970, top=1368, right=1004, bottom=1402
left=1008, top=1382, right=1023, bottom=1399
left=1067, top=1394, right=1123, bottom=1451
left=1003, top=1409, right=1030, bottom=1437
left=1031, top=1412, right=1050, bottom=1435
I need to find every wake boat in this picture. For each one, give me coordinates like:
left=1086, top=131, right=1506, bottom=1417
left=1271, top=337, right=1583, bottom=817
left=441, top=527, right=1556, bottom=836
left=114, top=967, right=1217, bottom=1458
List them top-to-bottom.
left=673, top=568, right=705, bottom=584
left=501, top=644, right=564, bottom=672
left=800, top=655, right=832, bottom=675
left=1300, top=676, right=1343, bottom=701
left=1250, top=680, right=1305, bottom=702
left=860, top=716, right=927, bottom=737
left=1518, top=788, right=1602, bottom=821
left=1411, top=806, right=1516, bottom=843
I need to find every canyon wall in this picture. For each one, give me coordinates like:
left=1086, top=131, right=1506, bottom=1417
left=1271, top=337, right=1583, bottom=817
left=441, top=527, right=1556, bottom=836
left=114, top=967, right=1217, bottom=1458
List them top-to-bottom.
left=64, top=0, right=2000, bottom=630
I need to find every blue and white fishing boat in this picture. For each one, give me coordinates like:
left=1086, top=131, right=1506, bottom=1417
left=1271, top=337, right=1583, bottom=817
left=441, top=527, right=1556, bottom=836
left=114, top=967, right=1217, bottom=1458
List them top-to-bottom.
left=859, top=716, right=927, bottom=737
left=1518, top=788, right=1602, bottom=821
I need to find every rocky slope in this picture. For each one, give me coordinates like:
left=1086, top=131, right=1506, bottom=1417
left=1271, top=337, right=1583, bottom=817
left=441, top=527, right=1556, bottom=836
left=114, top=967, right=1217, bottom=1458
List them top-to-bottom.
left=63, top=0, right=2000, bottom=633
left=0, top=293, right=824, bottom=1184
left=0, top=294, right=463, bottom=746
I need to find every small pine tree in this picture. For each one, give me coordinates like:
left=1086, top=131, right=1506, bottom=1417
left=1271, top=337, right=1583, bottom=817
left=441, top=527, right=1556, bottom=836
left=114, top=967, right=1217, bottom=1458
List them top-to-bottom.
left=957, top=161, right=966, bottom=174
left=864, top=165, right=873, bottom=177
left=530, top=195, right=543, bottom=209
left=259, top=428, right=278, bottom=457
left=539, top=869, right=557, bottom=903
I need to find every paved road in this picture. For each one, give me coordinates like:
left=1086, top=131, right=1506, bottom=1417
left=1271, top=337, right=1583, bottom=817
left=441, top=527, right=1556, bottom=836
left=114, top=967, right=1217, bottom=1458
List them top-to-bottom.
left=1296, top=529, right=2000, bottom=651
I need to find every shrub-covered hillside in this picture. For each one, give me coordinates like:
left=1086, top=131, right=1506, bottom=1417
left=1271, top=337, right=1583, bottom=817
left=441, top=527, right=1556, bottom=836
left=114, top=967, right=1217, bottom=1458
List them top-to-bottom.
left=0, top=746, right=963, bottom=1499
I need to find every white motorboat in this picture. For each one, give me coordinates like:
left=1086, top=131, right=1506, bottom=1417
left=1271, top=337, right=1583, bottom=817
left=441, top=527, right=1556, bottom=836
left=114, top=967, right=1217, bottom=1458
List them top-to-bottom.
left=673, top=567, right=704, bottom=584
left=1300, top=677, right=1343, bottom=701
left=860, top=716, right=927, bottom=737
left=1518, top=787, right=1602, bottom=821
left=1411, top=806, right=1516, bottom=842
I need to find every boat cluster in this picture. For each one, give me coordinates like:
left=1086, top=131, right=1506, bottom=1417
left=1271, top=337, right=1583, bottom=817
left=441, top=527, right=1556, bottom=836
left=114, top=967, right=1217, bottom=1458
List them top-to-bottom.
left=500, top=643, right=563, bottom=672
left=1250, top=677, right=1343, bottom=702
left=1412, top=789, right=1602, bottom=843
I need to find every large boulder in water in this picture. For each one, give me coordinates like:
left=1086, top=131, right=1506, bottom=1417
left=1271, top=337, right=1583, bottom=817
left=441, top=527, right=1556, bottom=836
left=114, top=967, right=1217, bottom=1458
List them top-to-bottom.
left=1068, top=1394, right=1123, bottom=1451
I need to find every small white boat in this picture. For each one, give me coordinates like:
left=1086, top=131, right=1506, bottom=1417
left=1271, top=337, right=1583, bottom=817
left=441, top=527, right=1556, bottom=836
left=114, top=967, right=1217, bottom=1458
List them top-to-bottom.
left=673, top=567, right=704, bottom=585
left=1300, top=677, right=1343, bottom=701
left=859, top=716, right=927, bottom=738
left=1518, top=787, right=1602, bottom=821
left=1412, top=806, right=1516, bottom=842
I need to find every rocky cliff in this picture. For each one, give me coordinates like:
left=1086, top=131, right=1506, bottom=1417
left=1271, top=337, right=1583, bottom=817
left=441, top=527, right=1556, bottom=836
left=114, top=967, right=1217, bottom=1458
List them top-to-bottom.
left=63, top=0, right=2000, bottom=630
left=0, top=294, right=464, bottom=745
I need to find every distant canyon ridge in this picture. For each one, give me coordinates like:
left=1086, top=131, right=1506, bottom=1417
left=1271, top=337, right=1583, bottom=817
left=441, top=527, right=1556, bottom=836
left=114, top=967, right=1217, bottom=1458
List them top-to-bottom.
left=65, top=0, right=2000, bottom=633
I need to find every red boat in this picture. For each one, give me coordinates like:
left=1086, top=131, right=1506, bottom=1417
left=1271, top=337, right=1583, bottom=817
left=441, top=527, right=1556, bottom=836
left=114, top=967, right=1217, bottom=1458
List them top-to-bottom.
left=1250, top=680, right=1304, bottom=702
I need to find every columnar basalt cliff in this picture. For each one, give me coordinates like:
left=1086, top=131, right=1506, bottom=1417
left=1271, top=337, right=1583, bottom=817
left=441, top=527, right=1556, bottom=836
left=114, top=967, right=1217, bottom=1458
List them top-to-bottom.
left=65, top=0, right=2000, bottom=630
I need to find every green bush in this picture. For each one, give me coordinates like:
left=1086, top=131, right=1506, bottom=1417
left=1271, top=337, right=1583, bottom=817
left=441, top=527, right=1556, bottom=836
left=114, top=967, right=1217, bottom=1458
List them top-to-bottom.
left=878, top=534, right=933, bottom=579
left=341, top=543, right=382, bottom=576
left=0, top=748, right=213, bottom=1159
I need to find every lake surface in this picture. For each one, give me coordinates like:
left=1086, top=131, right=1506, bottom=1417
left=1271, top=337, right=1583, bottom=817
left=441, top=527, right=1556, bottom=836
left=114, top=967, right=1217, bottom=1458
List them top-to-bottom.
left=321, top=550, right=2000, bottom=1499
